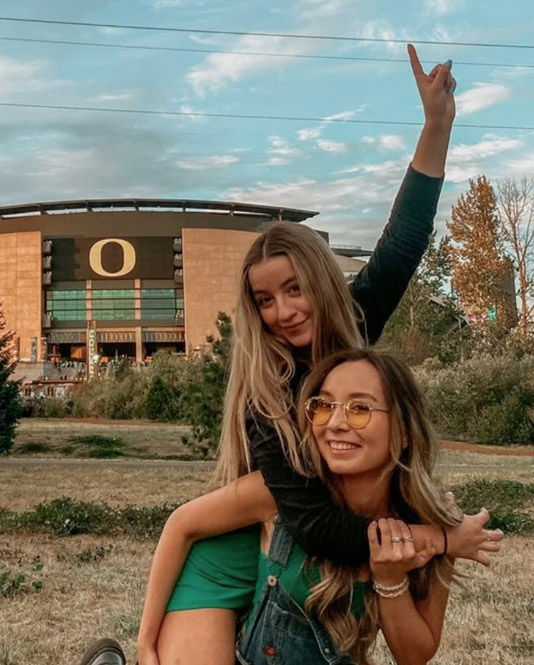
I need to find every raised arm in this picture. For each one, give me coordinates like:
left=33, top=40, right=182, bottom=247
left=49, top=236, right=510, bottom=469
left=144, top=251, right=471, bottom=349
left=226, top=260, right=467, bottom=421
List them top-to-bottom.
left=352, top=45, right=455, bottom=345
left=136, top=472, right=274, bottom=664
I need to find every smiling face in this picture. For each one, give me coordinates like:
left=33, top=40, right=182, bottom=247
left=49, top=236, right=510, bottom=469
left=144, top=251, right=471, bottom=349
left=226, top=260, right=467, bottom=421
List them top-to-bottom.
left=248, top=255, right=314, bottom=349
left=312, top=359, right=392, bottom=479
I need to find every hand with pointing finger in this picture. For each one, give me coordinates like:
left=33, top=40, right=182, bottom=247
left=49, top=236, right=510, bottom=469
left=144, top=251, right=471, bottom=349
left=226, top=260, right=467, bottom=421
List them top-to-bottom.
left=407, top=43, right=456, bottom=126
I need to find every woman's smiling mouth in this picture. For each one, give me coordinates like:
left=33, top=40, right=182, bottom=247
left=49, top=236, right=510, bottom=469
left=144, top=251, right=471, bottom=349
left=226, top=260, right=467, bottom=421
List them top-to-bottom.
left=327, top=440, right=361, bottom=452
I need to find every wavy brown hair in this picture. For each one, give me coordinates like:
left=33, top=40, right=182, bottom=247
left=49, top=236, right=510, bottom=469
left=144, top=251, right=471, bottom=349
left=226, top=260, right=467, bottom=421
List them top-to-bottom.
left=214, top=222, right=365, bottom=485
left=297, top=348, right=462, bottom=664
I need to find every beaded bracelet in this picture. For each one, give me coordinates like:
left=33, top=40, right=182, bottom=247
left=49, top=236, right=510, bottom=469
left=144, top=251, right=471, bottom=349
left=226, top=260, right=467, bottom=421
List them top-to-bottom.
left=372, top=576, right=409, bottom=599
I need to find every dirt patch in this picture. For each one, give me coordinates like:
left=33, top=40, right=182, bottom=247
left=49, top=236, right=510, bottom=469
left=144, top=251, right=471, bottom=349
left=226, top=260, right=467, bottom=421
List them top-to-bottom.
left=441, top=440, right=534, bottom=457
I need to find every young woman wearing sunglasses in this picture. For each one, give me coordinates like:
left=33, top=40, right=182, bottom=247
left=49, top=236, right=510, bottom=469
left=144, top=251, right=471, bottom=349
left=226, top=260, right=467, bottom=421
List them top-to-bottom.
left=234, top=347, right=472, bottom=664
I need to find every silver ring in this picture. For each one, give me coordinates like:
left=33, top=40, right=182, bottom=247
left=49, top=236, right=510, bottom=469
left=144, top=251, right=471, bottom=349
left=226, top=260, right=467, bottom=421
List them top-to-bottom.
left=391, top=536, right=403, bottom=543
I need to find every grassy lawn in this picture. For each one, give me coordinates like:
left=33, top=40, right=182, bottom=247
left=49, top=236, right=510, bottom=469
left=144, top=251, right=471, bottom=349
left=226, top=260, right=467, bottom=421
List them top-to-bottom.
left=11, top=418, right=195, bottom=460
left=1, top=420, right=533, bottom=664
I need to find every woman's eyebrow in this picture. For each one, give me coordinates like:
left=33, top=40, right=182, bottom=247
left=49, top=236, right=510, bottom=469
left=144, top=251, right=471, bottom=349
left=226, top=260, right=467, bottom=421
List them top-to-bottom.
left=252, top=276, right=297, bottom=295
left=318, top=389, right=378, bottom=403
left=348, top=392, right=379, bottom=403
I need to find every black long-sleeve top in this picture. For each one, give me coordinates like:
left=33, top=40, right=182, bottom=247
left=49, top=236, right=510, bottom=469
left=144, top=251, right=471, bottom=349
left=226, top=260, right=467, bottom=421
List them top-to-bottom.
left=248, top=166, right=443, bottom=567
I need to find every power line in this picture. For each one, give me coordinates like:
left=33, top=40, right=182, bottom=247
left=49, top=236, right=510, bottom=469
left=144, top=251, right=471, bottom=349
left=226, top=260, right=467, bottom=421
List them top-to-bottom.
left=0, top=15, right=533, bottom=50
left=1, top=35, right=533, bottom=70
left=1, top=101, right=533, bottom=131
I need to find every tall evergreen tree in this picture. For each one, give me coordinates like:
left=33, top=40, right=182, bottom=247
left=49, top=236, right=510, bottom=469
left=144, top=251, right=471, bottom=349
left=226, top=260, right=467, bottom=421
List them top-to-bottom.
left=0, top=308, right=23, bottom=454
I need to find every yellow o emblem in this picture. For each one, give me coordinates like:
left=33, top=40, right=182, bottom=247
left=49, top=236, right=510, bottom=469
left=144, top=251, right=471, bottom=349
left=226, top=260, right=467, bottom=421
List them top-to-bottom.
left=89, top=238, right=136, bottom=277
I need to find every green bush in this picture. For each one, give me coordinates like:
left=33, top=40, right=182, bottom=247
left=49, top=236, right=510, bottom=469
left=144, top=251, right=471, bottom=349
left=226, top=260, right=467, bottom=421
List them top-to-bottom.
left=415, top=354, right=534, bottom=445
left=17, top=442, right=49, bottom=454
left=452, top=479, right=534, bottom=534
left=0, top=496, right=179, bottom=540
left=0, top=556, right=44, bottom=598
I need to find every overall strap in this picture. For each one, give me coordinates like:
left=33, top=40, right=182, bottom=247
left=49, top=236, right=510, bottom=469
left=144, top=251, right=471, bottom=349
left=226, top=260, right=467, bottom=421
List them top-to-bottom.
left=267, top=520, right=294, bottom=568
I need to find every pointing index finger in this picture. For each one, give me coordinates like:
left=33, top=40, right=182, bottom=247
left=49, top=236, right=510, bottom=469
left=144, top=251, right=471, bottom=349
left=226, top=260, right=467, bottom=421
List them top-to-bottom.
left=407, top=43, right=424, bottom=77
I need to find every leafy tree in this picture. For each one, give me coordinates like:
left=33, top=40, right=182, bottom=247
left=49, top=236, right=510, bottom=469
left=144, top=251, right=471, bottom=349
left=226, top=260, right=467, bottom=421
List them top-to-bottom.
left=447, top=176, right=513, bottom=330
left=497, top=177, right=534, bottom=348
left=380, top=233, right=462, bottom=364
left=0, top=309, right=23, bottom=454
left=181, top=312, right=232, bottom=453
left=144, top=375, right=176, bottom=422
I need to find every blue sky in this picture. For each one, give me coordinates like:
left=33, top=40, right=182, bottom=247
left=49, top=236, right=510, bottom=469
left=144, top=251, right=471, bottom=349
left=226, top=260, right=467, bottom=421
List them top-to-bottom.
left=0, top=0, right=533, bottom=249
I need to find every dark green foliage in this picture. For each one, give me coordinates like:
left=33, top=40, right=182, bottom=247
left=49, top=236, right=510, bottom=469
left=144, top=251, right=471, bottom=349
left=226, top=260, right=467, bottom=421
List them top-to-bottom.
left=380, top=234, right=463, bottom=365
left=0, top=310, right=23, bottom=454
left=180, top=312, right=232, bottom=452
left=415, top=354, right=534, bottom=445
left=144, top=375, right=179, bottom=421
left=70, top=434, right=126, bottom=458
left=17, top=442, right=49, bottom=454
left=452, top=479, right=534, bottom=534
left=0, top=496, right=179, bottom=540
left=0, top=556, right=44, bottom=598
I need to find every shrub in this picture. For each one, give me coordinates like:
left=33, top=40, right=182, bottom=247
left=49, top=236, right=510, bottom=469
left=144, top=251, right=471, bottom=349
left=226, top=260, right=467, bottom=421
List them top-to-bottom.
left=0, top=310, right=23, bottom=454
left=415, top=353, right=534, bottom=445
left=70, top=434, right=126, bottom=458
left=17, top=442, right=49, bottom=454
left=452, top=479, right=534, bottom=534
left=0, top=496, right=179, bottom=540
left=0, top=556, right=44, bottom=598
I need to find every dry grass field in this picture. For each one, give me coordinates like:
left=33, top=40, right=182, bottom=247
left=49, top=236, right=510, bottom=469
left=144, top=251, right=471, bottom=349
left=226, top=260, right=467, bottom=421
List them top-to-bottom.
left=1, top=419, right=533, bottom=665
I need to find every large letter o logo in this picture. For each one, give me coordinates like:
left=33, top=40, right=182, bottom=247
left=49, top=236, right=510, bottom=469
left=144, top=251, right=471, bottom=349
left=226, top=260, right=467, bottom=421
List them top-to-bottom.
left=89, top=238, right=136, bottom=277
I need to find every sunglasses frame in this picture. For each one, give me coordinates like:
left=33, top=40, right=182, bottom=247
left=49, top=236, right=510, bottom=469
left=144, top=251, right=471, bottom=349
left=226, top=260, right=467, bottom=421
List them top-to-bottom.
left=304, top=396, right=389, bottom=430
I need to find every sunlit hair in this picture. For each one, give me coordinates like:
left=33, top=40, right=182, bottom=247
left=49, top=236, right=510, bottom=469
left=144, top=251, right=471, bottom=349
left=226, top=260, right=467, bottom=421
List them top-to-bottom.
left=214, top=222, right=365, bottom=485
left=297, top=348, right=462, bottom=664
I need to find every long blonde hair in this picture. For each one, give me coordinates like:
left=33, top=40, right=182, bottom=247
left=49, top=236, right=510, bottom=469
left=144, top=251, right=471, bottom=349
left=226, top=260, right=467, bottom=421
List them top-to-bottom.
left=214, top=222, right=365, bottom=485
left=298, top=348, right=462, bottom=664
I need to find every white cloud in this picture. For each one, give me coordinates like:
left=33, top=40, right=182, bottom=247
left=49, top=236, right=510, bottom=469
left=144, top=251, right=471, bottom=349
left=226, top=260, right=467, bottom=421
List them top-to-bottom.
left=153, top=0, right=184, bottom=7
left=424, top=0, right=464, bottom=15
left=187, top=35, right=302, bottom=96
left=0, top=57, right=46, bottom=94
left=455, top=82, right=511, bottom=117
left=93, top=92, right=134, bottom=103
left=298, top=127, right=323, bottom=141
left=378, top=135, right=405, bottom=151
left=267, top=136, right=302, bottom=165
left=447, top=136, right=522, bottom=183
left=316, top=139, right=347, bottom=153
left=175, top=154, right=240, bottom=170
left=503, top=154, right=534, bottom=178
left=224, top=157, right=408, bottom=245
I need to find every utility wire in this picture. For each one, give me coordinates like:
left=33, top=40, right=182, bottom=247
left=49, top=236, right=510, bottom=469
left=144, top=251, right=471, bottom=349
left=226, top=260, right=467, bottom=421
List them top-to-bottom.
left=0, top=15, right=533, bottom=50
left=1, top=35, right=533, bottom=70
left=1, top=101, right=533, bottom=131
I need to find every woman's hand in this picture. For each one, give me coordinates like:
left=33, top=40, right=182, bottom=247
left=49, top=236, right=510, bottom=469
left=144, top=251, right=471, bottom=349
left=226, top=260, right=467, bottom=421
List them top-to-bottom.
left=407, top=43, right=456, bottom=127
left=446, top=508, right=504, bottom=565
left=368, top=518, right=436, bottom=587
left=136, top=641, right=161, bottom=665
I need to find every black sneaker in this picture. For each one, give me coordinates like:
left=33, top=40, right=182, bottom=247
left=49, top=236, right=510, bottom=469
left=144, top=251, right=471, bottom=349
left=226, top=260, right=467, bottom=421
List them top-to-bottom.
left=79, top=638, right=126, bottom=665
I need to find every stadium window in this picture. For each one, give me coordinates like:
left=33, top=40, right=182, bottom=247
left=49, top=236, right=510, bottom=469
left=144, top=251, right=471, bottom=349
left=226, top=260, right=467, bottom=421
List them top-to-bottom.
left=46, top=289, right=87, bottom=321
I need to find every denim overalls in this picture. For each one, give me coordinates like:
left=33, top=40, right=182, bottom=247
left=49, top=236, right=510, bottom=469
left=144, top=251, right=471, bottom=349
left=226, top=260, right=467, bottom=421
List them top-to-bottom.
left=236, top=522, right=359, bottom=665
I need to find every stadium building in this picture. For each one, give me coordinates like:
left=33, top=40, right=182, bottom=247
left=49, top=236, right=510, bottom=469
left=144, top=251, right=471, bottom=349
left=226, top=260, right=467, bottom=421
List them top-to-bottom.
left=0, top=198, right=370, bottom=387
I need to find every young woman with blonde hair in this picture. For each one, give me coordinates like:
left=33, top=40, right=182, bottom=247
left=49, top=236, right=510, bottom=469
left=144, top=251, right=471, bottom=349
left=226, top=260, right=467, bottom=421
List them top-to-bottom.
left=80, top=46, right=502, bottom=665
left=126, top=46, right=504, bottom=665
